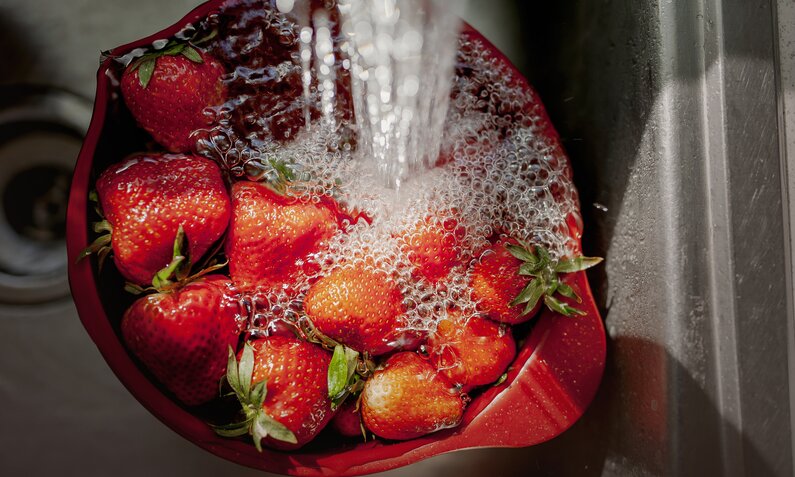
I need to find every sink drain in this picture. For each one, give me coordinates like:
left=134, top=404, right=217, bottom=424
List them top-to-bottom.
left=0, top=87, right=91, bottom=304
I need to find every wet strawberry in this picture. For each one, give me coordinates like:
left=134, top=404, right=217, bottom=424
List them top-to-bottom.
left=121, top=42, right=226, bottom=152
left=89, top=153, right=230, bottom=286
left=225, top=181, right=339, bottom=291
left=399, top=213, right=464, bottom=284
left=469, top=238, right=533, bottom=324
left=470, top=238, right=603, bottom=323
left=303, top=264, right=412, bottom=356
left=121, top=275, right=242, bottom=406
left=427, top=311, right=515, bottom=392
left=214, top=336, right=334, bottom=451
left=361, top=352, right=465, bottom=440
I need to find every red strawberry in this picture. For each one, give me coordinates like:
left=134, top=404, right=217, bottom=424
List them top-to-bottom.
left=121, top=42, right=226, bottom=153
left=90, top=153, right=231, bottom=286
left=225, top=181, right=339, bottom=291
left=399, top=213, right=465, bottom=284
left=469, top=238, right=533, bottom=324
left=470, top=238, right=603, bottom=323
left=303, top=264, right=414, bottom=356
left=121, top=274, right=242, bottom=406
left=427, top=311, right=515, bottom=392
left=214, top=336, right=334, bottom=450
left=361, top=352, right=465, bottom=440
left=331, top=399, right=364, bottom=438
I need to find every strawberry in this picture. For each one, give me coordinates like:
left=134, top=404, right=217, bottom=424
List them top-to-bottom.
left=121, top=41, right=226, bottom=153
left=85, top=153, right=231, bottom=286
left=225, top=181, right=339, bottom=291
left=398, top=213, right=465, bottom=284
left=469, top=238, right=533, bottom=324
left=470, top=238, right=602, bottom=324
left=303, top=264, right=413, bottom=356
left=121, top=273, right=242, bottom=406
left=426, top=311, right=515, bottom=392
left=214, top=336, right=334, bottom=451
left=360, top=352, right=465, bottom=440
left=331, top=399, right=364, bottom=438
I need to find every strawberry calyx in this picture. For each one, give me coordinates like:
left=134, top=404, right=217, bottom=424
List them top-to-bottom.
left=128, top=39, right=206, bottom=88
left=77, top=191, right=113, bottom=270
left=124, top=225, right=228, bottom=295
left=505, top=240, right=602, bottom=317
left=296, top=317, right=375, bottom=410
left=211, top=343, right=297, bottom=451
left=327, top=344, right=368, bottom=410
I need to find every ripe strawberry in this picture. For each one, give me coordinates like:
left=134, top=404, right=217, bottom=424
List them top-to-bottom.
left=121, top=42, right=226, bottom=153
left=87, top=153, right=231, bottom=286
left=225, top=181, right=339, bottom=291
left=399, top=213, right=465, bottom=284
left=469, top=238, right=533, bottom=324
left=470, top=238, right=602, bottom=323
left=303, top=264, right=413, bottom=356
left=121, top=274, right=242, bottom=406
left=427, top=311, right=515, bottom=392
left=214, top=336, right=334, bottom=451
left=361, top=352, right=465, bottom=440
left=331, top=399, right=364, bottom=438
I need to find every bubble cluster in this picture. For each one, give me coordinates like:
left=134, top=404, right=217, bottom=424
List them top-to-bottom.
left=188, top=2, right=582, bottom=345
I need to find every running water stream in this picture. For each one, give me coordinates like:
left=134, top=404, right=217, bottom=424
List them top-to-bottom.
left=281, top=0, right=460, bottom=194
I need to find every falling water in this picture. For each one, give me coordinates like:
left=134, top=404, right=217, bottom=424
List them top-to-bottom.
left=282, top=0, right=461, bottom=194
left=338, top=0, right=460, bottom=192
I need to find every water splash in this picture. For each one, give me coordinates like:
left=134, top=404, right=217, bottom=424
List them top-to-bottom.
left=338, top=0, right=460, bottom=192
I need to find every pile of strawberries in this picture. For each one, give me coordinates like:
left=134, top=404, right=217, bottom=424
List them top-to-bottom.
left=81, top=23, right=600, bottom=452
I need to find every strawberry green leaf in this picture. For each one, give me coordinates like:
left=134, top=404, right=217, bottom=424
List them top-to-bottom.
left=193, top=29, right=218, bottom=45
left=161, top=42, right=186, bottom=56
left=181, top=45, right=204, bottom=63
left=128, top=56, right=147, bottom=72
left=138, top=58, right=156, bottom=88
left=269, top=158, right=295, bottom=181
left=88, top=190, right=99, bottom=203
left=92, top=220, right=113, bottom=234
left=172, top=225, right=185, bottom=259
left=152, top=226, right=191, bottom=288
left=77, top=234, right=111, bottom=263
left=505, top=243, right=537, bottom=264
left=536, top=245, right=552, bottom=267
left=97, top=246, right=112, bottom=272
left=152, top=255, right=184, bottom=289
left=555, top=256, right=604, bottom=273
left=518, top=261, right=542, bottom=276
left=546, top=275, right=559, bottom=295
left=510, top=276, right=545, bottom=311
left=556, top=282, right=582, bottom=303
left=124, top=283, right=147, bottom=295
left=544, top=295, right=587, bottom=317
left=238, top=342, right=255, bottom=398
left=225, top=345, right=242, bottom=397
left=328, top=345, right=350, bottom=399
left=249, top=380, right=267, bottom=409
left=254, top=412, right=297, bottom=450
left=211, top=419, right=252, bottom=437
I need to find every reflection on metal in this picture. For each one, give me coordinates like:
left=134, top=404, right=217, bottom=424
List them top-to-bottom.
left=516, top=0, right=793, bottom=475
left=0, top=87, right=89, bottom=303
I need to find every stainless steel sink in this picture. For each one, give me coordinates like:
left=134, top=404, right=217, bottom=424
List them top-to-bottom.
left=1, top=0, right=794, bottom=476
